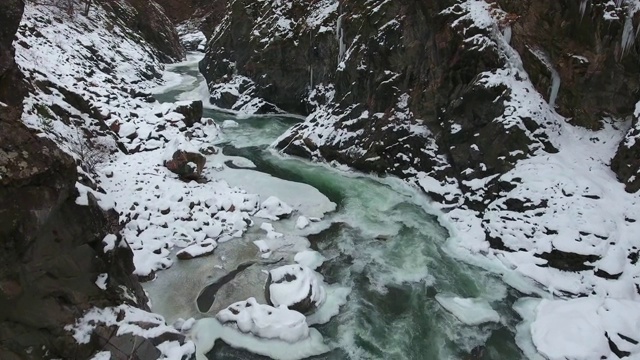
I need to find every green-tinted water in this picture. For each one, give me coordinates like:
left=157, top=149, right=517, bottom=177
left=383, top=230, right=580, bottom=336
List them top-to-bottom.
left=157, top=55, right=526, bottom=360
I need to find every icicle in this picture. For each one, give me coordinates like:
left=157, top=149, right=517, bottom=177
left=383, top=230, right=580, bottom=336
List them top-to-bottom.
left=579, top=0, right=588, bottom=19
left=621, top=10, right=635, bottom=56
left=336, top=13, right=346, bottom=62
left=503, top=25, right=512, bottom=44
left=309, top=66, right=314, bottom=89
left=549, top=67, right=561, bottom=109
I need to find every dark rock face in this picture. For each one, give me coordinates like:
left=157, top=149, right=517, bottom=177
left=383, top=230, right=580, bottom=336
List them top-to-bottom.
left=0, top=0, right=26, bottom=109
left=103, top=0, right=185, bottom=62
left=499, top=0, right=640, bottom=129
left=0, top=2, right=187, bottom=358
left=0, top=113, right=154, bottom=359
left=611, top=118, right=640, bottom=192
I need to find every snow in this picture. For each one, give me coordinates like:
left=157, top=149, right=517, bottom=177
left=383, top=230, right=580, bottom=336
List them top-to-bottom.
left=255, top=196, right=294, bottom=220
left=295, top=215, right=310, bottom=229
left=102, top=234, right=117, bottom=252
left=176, top=239, right=218, bottom=259
left=294, top=250, right=325, bottom=270
left=268, top=265, right=327, bottom=311
left=95, top=273, right=108, bottom=290
left=435, top=295, right=501, bottom=326
left=216, top=297, right=310, bottom=343
left=531, top=298, right=640, bottom=359
left=65, top=304, right=195, bottom=358
left=190, top=317, right=330, bottom=360
left=90, top=352, right=111, bottom=360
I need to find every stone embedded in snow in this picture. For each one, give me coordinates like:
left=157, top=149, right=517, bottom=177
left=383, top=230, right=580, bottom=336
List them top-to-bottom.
left=222, top=120, right=239, bottom=128
left=118, top=122, right=137, bottom=139
left=163, top=136, right=206, bottom=181
left=255, top=196, right=293, bottom=220
left=295, top=216, right=310, bottom=229
left=176, top=239, right=217, bottom=260
left=253, top=240, right=270, bottom=253
left=294, top=251, right=325, bottom=270
left=265, top=265, right=326, bottom=314
left=435, top=295, right=500, bottom=326
left=216, top=297, right=310, bottom=343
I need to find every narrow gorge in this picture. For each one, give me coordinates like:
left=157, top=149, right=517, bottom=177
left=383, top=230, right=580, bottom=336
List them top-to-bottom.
left=1, top=0, right=640, bottom=359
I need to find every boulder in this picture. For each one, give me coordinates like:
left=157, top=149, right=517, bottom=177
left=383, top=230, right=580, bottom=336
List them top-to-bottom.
left=173, top=100, right=203, bottom=127
left=164, top=150, right=206, bottom=181
left=265, top=265, right=326, bottom=314
left=216, top=297, right=310, bottom=343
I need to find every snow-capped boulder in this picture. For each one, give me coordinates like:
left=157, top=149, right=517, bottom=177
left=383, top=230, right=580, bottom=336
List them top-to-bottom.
left=172, top=100, right=203, bottom=128
left=163, top=136, right=206, bottom=181
left=255, top=196, right=293, bottom=220
left=176, top=239, right=217, bottom=260
left=265, top=265, right=326, bottom=314
left=216, top=297, right=310, bottom=343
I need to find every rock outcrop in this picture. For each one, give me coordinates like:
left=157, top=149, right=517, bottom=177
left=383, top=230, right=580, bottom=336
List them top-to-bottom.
left=105, top=0, right=185, bottom=62
left=0, top=1, right=192, bottom=358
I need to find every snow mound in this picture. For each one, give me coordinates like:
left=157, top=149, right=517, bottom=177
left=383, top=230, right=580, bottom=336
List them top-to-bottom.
left=222, top=120, right=239, bottom=128
left=255, top=196, right=294, bottom=220
left=295, top=216, right=310, bottom=229
left=294, top=250, right=325, bottom=270
left=267, top=265, right=326, bottom=313
left=435, top=295, right=500, bottom=326
left=216, top=297, right=310, bottom=343
left=531, top=298, right=640, bottom=360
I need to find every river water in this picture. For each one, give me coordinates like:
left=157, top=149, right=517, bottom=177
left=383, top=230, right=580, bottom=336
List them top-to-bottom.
left=148, top=54, right=528, bottom=360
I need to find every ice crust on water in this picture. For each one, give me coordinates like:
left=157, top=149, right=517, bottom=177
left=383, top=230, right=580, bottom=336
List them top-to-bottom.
left=435, top=295, right=500, bottom=326
left=216, top=297, right=310, bottom=343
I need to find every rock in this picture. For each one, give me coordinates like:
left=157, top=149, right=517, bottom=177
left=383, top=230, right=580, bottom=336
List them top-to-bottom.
left=104, top=0, right=185, bottom=62
left=173, top=100, right=203, bottom=127
left=0, top=102, right=151, bottom=359
left=611, top=116, right=640, bottom=193
left=164, top=150, right=206, bottom=181
left=254, top=196, right=293, bottom=220
left=176, top=239, right=217, bottom=260
left=265, top=265, right=326, bottom=314
left=216, top=297, right=311, bottom=343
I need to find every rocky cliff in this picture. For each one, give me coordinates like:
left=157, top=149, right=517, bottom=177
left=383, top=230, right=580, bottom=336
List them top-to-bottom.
left=198, top=0, right=640, bottom=319
left=0, top=1, right=193, bottom=359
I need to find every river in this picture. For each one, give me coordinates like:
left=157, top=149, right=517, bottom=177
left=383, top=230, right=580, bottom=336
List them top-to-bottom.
left=147, top=54, right=528, bottom=360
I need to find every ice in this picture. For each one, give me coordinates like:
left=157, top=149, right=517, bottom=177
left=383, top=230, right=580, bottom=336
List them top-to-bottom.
left=222, top=120, right=239, bottom=128
left=255, top=196, right=294, bottom=220
left=102, top=234, right=117, bottom=252
left=253, top=239, right=270, bottom=253
left=294, top=250, right=325, bottom=270
left=268, top=265, right=326, bottom=310
left=95, top=273, right=108, bottom=290
left=306, top=285, right=350, bottom=325
left=435, top=295, right=500, bottom=326
left=216, top=297, right=310, bottom=343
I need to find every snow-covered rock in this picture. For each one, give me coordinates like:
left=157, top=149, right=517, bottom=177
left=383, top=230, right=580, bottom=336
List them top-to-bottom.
left=255, top=196, right=294, bottom=220
left=176, top=239, right=217, bottom=260
left=266, top=265, right=326, bottom=314
left=216, top=297, right=310, bottom=343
